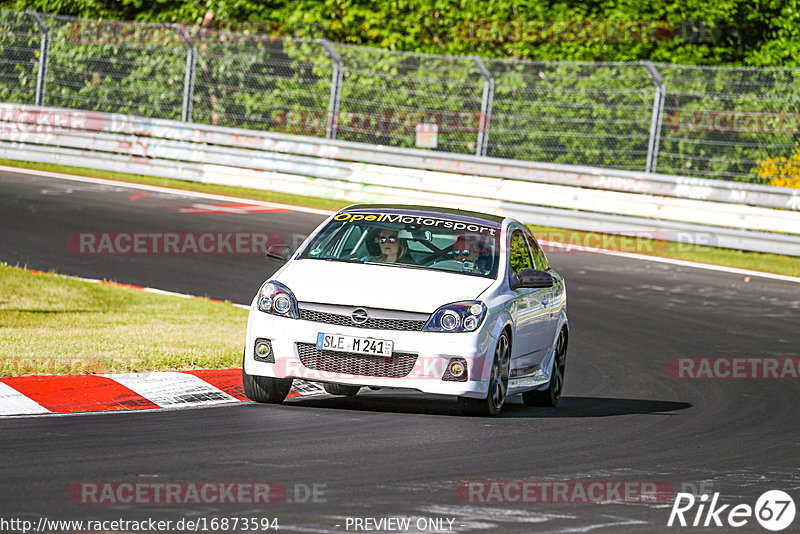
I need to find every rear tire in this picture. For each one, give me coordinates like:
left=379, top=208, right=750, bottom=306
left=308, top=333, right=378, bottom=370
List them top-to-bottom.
left=523, top=329, right=567, bottom=408
left=458, top=331, right=510, bottom=416
left=242, top=353, right=293, bottom=404
left=323, top=383, right=361, bottom=396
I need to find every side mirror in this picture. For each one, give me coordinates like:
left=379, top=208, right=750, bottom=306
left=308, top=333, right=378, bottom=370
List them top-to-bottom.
left=265, top=244, right=291, bottom=263
left=510, top=269, right=554, bottom=290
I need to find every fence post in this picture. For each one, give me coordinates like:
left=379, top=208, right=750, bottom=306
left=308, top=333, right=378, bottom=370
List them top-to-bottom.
left=27, top=11, right=49, bottom=107
left=176, top=24, right=197, bottom=123
left=317, top=39, right=343, bottom=140
left=472, top=57, right=494, bottom=158
left=641, top=60, right=665, bottom=173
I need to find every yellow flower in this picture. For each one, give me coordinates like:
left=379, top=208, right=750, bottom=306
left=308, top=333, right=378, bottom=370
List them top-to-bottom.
left=757, top=142, right=800, bottom=188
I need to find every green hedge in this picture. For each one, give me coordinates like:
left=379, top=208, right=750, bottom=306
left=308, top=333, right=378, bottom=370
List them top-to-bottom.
left=2, top=0, right=797, bottom=67
left=1, top=1, right=799, bottom=184
left=0, top=10, right=39, bottom=104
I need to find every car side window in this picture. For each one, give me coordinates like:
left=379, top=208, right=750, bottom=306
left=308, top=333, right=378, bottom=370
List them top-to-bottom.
left=339, top=225, right=365, bottom=257
left=508, top=229, right=534, bottom=274
left=525, top=233, right=549, bottom=271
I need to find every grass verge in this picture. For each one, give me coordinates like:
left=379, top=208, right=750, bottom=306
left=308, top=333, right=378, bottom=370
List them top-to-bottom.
left=1, top=158, right=798, bottom=278
left=530, top=226, right=800, bottom=277
left=0, top=264, right=247, bottom=377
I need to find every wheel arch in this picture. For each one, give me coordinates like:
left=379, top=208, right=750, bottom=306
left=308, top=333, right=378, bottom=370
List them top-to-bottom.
left=489, top=308, right=514, bottom=346
left=556, top=315, right=569, bottom=346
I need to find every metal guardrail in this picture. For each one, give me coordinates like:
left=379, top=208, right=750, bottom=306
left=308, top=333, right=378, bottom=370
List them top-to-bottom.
left=1, top=103, right=799, bottom=257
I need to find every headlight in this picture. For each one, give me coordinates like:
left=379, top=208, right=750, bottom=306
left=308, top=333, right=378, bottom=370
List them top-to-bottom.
left=257, top=281, right=299, bottom=319
left=423, top=301, right=487, bottom=333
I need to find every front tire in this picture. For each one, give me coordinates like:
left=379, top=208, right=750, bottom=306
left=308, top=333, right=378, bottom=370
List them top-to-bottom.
left=523, top=329, right=567, bottom=407
left=458, top=331, right=510, bottom=416
left=242, top=353, right=293, bottom=404
left=323, top=383, right=361, bottom=396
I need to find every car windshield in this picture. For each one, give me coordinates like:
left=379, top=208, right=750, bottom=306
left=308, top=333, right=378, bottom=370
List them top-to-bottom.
left=297, top=210, right=501, bottom=278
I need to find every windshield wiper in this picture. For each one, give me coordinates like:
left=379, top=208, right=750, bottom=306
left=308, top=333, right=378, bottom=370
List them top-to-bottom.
left=362, top=261, right=429, bottom=271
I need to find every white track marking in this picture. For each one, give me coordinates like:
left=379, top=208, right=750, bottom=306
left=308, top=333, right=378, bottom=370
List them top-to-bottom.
left=104, top=371, right=238, bottom=408
left=289, top=380, right=327, bottom=396
left=0, top=382, right=49, bottom=415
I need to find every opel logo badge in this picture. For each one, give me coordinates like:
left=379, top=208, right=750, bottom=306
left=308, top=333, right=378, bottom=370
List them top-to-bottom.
left=351, top=308, right=369, bottom=325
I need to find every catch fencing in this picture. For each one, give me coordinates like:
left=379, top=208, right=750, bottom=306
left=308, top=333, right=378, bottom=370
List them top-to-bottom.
left=2, top=10, right=800, bottom=184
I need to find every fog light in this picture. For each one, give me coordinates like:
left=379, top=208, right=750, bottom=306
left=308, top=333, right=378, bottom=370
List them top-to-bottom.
left=254, top=338, right=274, bottom=363
left=256, top=340, right=271, bottom=357
left=443, top=357, right=468, bottom=382
left=449, top=360, right=466, bottom=377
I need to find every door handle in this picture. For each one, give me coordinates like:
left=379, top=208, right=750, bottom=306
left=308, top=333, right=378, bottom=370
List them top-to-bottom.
left=541, top=296, right=549, bottom=307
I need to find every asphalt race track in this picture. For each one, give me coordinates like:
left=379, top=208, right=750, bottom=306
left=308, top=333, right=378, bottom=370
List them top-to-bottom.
left=1, top=168, right=799, bottom=533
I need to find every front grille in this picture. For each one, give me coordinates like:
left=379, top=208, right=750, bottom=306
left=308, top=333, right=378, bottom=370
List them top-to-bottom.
left=299, top=308, right=426, bottom=331
left=296, top=343, right=418, bottom=378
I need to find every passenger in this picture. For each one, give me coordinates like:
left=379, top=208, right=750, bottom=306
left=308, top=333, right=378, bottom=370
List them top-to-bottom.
left=372, top=229, right=410, bottom=263
left=452, top=234, right=490, bottom=272
left=452, top=235, right=479, bottom=263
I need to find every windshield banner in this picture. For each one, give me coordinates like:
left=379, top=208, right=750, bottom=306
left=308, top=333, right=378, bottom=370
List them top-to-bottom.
left=333, top=212, right=498, bottom=235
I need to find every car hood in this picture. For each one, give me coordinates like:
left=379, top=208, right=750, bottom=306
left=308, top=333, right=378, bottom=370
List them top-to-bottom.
left=275, top=259, right=494, bottom=313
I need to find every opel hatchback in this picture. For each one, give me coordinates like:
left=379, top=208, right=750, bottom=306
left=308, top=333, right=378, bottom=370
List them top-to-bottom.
left=243, top=205, right=568, bottom=416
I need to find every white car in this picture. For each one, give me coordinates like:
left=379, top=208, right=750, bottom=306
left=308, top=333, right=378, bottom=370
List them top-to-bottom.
left=243, top=205, right=568, bottom=416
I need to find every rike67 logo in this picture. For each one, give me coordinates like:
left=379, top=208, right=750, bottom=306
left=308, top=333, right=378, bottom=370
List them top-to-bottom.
left=668, top=490, right=796, bottom=531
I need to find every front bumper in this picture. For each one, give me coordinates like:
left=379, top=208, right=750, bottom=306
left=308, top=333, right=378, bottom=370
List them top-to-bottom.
left=244, top=306, right=497, bottom=399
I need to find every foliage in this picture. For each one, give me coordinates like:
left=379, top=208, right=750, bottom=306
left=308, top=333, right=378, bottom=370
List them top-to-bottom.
left=2, top=0, right=798, bottom=67
left=1, top=1, right=799, bottom=184
left=0, top=9, right=39, bottom=104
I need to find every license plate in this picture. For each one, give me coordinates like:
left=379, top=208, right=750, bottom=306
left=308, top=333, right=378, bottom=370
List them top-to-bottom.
left=316, top=333, right=393, bottom=357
